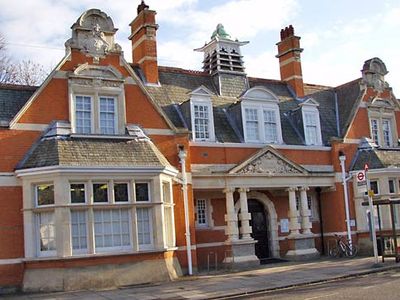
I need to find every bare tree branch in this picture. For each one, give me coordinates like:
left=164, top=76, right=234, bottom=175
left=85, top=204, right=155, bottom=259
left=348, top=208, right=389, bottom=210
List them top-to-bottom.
left=0, top=32, right=47, bottom=85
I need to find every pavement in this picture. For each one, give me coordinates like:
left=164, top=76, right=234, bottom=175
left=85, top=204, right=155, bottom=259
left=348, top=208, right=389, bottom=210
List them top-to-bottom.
left=4, top=256, right=400, bottom=299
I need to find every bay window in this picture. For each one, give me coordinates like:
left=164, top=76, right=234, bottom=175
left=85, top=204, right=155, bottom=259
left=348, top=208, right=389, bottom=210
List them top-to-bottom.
left=29, top=178, right=174, bottom=258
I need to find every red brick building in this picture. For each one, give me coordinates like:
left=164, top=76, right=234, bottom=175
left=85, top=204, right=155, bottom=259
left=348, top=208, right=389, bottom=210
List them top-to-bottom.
left=1, top=2, right=399, bottom=292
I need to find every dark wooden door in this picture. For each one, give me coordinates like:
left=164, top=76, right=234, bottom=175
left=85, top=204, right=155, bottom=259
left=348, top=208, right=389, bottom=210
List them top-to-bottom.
left=248, top=199, right=270, bottom=259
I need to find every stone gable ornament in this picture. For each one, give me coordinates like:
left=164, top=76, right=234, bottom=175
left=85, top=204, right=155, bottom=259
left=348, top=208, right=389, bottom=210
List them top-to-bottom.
left=65, top=9, right=121, bottom=64
left=82, top=22, right=110, bottom=63
left=237, top=151, right=301, bottom=175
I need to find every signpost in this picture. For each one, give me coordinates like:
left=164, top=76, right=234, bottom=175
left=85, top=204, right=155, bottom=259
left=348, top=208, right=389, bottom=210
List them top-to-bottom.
left=365, top=163, right=379, bottom=264
left=356, top=170, right=367, bottom=194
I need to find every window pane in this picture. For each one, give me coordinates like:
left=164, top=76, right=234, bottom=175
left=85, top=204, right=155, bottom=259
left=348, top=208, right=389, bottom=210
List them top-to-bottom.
left=75, top=96, right=92, bottom=134
left=99, top=97, right=116, bottom=134
left=193, top=104, right=210, bottom=140
left=245, top=108, right=259, bottom=141
left=263, top=110, right=278, bottom=143
left=305, top=113, right=318, bottom=145
left=370, top=119, right=379, bottom=145
left=382, top=119, right=392, bottom=147
left=389, top=179, right=396, bottom=194
left=370, top=181, right=379, bottom=195
left=162, top=182, right=171, bottom=203
left=93, top=183, right=108, bottom=203
left=114, top=183, right=129, bottom=202
left=136, top=183, right=149, bottom=202
left=36, top=184, right=54, bottom=206
left=70, top=184, right=85, bottom=204
left=196, top=199, right=207, bottom=225
left=137, top=208, right=152, bottom=245
left=94, top=209, right=131, bottom=250
left=70, top=211, right=87, bottom=251
left=38, top=212, right=56, bottom=252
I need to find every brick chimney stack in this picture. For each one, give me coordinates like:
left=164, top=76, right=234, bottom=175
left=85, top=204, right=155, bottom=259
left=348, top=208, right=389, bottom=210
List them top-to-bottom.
left=129, top=1, right=159, bottom=84
left=276, top=25, right=304, bottom=98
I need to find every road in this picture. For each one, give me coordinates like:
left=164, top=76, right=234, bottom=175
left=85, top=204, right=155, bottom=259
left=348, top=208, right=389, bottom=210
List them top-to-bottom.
left=236, top=269, right=400, bottom=299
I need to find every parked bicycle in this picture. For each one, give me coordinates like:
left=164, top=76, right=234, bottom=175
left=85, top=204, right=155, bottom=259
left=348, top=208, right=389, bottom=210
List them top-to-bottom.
left=329, top=234, right=358, bottom=258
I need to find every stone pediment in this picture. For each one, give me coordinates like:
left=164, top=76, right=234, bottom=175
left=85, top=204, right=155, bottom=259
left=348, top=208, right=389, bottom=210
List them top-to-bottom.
left=229, top=146, right=307, bottom=175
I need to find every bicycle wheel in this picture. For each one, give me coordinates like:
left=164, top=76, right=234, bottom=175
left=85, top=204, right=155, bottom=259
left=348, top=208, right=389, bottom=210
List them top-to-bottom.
left=345, top=245, right=358, bottom=258
left=329, top=247, right=340, bottom=258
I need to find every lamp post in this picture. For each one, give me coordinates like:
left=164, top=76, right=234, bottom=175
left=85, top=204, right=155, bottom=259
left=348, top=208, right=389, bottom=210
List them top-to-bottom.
left=338, top=152, right=353, bottom=248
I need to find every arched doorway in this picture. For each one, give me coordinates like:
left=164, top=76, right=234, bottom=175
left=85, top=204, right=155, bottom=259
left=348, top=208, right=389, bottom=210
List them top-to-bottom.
left=248, top=199, right=270, bottom=259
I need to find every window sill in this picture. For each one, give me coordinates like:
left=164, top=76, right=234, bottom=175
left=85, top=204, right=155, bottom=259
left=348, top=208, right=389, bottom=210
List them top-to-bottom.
left=71, top=134, right=135, bottom=140
left=24, top=247, right=170, bottom=262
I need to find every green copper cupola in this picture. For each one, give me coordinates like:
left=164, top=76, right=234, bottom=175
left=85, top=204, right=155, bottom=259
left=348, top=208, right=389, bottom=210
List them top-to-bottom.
left=195, top=24, right=248, bottom=75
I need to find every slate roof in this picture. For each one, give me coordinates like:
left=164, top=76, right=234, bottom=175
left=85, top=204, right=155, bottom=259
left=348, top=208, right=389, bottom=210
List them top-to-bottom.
left=144, top=66, right=366, bottom=146
left=0, top=84, right=37, bottom=125
left=17, top=137, right=172, bottom=170
left=351, top=148, right=400, bottom=171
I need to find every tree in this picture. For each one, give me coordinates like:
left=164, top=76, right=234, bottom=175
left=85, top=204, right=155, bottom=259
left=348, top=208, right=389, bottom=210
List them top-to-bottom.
left=0, top=32, right=47, bottom=86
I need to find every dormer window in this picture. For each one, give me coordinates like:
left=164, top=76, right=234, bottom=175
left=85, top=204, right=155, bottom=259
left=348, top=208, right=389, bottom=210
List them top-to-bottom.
left=181, top=86, right=215, bottom=142
left=240, top=87, right=283, bottom=144
left=368, top=97, right=398, bottom=147
left=300, top=98, right=322, bottom=146
left=193, top=103, right=211, bottom=140
left=304, top=112, right=319, bottom=145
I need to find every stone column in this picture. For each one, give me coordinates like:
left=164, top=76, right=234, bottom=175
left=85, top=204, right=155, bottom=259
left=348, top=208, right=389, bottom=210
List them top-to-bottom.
left=299, top=186, right=312, bottom=235
left=287, top=187, right=300, bottom=236
left=224, top=188, right=239, bottom=241
left=238, top=188, right=252, bottom=239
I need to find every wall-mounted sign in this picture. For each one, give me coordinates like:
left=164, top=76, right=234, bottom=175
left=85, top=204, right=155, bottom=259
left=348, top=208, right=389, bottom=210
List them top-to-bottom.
left=280, top=218, right=289, bottom=233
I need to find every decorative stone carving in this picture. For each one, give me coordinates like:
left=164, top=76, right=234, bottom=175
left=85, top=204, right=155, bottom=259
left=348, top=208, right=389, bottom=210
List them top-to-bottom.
left=65, top=9, right=122, bottom=63
left=361, top=57, right=389, bottom=92
left=70, top=78, right=122, bottom=88
left=237, top=151, right=301, bottom=175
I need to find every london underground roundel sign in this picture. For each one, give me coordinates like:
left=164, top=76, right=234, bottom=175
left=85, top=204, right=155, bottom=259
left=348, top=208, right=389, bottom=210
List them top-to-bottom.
left=356, top=171, right=365, bottom=182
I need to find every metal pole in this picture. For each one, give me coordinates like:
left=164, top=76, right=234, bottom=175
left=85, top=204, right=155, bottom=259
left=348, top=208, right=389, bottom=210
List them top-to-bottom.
left=179, top=148, right=193, bottom=275
left=339, top=155, right=352, bottom=248
left=365, top=169, right=379, bottom=264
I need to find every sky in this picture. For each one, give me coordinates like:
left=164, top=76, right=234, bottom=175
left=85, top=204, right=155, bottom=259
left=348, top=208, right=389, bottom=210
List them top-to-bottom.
left=0, top=0, right=400, bottom=93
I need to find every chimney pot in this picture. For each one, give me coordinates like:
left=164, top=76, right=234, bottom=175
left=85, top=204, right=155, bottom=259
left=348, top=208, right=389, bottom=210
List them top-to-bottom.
left=276, top=25, right=304, bottom=98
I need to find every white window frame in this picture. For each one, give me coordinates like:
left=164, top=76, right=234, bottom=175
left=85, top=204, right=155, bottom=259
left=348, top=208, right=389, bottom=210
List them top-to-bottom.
left=70, top=91, right=125, bottom=135
left=74, top=95, right=94, bottom=134
left=98, top=96, right=118, bottom=135
left=190, top=99, right=215, bottom=142
left=242, top=103, right=282, bottom=144
left=302, top=106, right=322, bottom=146
left=368, top=109, right=397, bottom=148
left=382, top=118, right=393, bottom=147
left=388, top=178, right=397, bottom=194
left=370, top=179, right=380, bottom=195
left=69, top=182, right=87, bottom=205
left=92, top=182, right=109, bottom=204
left=113, top=182, right=131, bottom=204
left=135, top=182, right=151, bottom=202
left=35, top=183, right=55, bottom=207
left=196, top=199, right=208, bottom=227
left=136, top=207, right=154, bottom=250
left=93, top=208, right=133, bottom=252
left=70, top=210, right=88, bottom=254
left=36, top=211, right=57, bottom=257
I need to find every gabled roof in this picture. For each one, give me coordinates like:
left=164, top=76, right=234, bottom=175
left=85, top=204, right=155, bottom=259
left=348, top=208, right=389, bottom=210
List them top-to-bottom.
left=0, top=84, right=37, bottom=126
left=229, top=146, right=308, bottom=175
